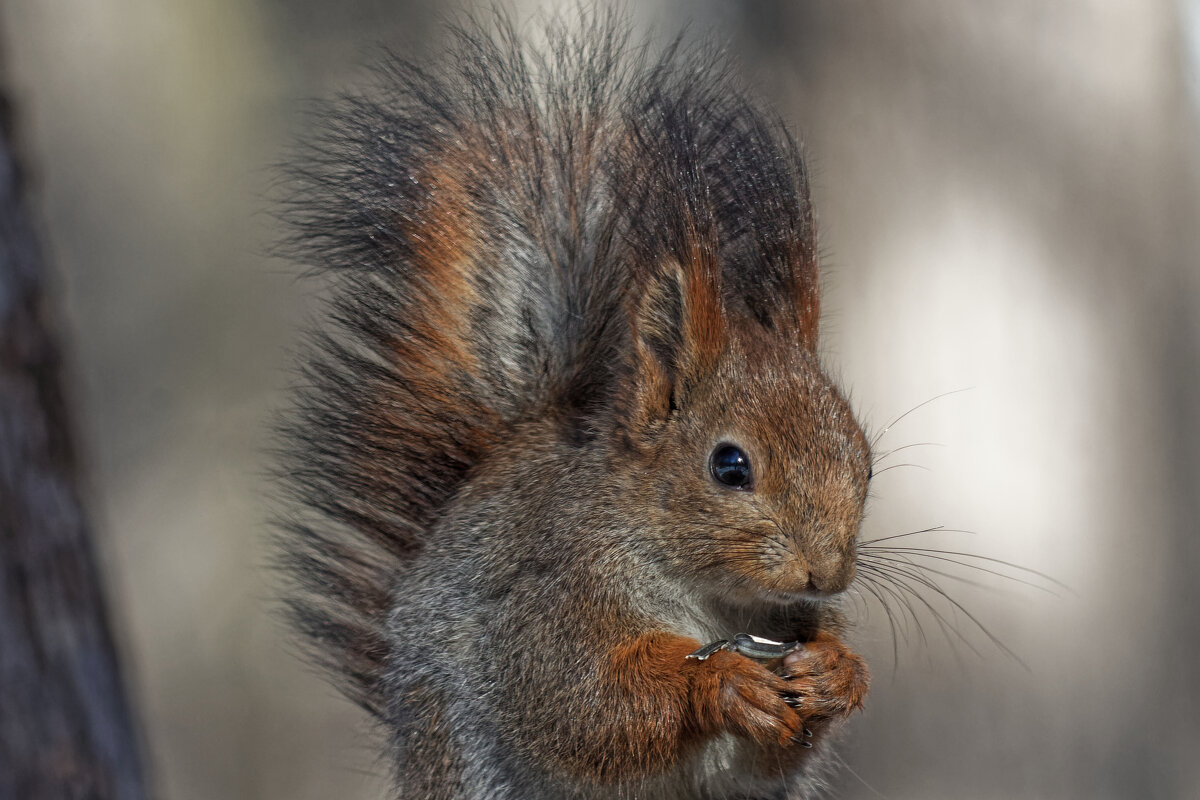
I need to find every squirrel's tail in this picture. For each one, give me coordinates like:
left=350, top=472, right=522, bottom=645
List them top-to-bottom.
left=275, top=9, right=818, bottom=716
left=275, top=11, right=635, bottom=713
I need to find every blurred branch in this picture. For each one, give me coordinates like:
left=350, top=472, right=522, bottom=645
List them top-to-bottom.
left=0, top=51, right=148, bottom=800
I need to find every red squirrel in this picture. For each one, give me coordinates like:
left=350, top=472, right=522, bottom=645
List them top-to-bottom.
left=277, top=10, right=872, bottom=799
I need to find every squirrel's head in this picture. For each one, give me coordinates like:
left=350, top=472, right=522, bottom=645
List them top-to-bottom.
left=614, top=256, right=871, bottom=607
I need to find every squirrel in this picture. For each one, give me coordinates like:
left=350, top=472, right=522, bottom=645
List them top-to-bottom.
left=276, top=9, right=873, bottom=800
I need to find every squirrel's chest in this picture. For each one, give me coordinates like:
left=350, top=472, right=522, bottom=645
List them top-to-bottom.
left=642, top=592, right=765, bottom=649
left=622, top=736, right=801, bottom=800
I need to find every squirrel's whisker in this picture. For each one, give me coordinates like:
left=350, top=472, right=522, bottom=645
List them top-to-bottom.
left=867, top=388, right=971, bottom=449
left=870, top=441, right=944, bottom=465
left=867, top=463, right=930, bottom=477
left=858, top=526, right=975, bottom=545
left=860, top=545, right=1070, bottom=593
left=860, top=551, right=1060, bottom=597
left=860, top=558, right=1027, bottom=669
left=857, top=563, right=979, bottom=661
left=857, top=566, right=927, bottom=647
left=852, top=573, right=908, bottom=668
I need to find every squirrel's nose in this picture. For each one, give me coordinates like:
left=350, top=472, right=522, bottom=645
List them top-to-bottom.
left=805, top=554, right=856, bottom=595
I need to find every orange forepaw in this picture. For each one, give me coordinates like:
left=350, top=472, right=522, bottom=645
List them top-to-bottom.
left=780, top=631, right=870, bottom=728
left=686, top=649, right=809, bottom=748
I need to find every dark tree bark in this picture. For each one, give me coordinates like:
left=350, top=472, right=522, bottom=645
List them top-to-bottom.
left=0, top=64, right=148, bottom=800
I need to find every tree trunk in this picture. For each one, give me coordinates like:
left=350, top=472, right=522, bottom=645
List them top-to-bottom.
left=0, top=62, right=149, bottom=800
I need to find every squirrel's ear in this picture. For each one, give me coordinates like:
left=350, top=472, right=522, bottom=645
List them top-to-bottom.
left=627, top=259, right=726, bottom=431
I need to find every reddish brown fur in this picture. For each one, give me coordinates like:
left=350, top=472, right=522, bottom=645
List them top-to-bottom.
left=401, top=143, right=486, bottom=376
left=679, top=254, right=727, bottom=374
left=558, top=630, right=867, bottom=784
left=558, top=632, right=801, bottom=781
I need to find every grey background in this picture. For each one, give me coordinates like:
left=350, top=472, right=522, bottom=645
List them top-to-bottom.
left=3, top=0, right=1198, bottom=797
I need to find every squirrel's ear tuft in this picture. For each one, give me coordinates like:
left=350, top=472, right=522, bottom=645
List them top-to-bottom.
left=626, top=258, right=725, bottom=433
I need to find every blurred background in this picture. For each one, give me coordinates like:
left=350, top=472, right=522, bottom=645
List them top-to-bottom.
left=2, top=0, right=1197, bottom=797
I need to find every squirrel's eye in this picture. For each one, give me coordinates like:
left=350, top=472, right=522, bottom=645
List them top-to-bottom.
left=710, top=444, right=753, bottom=490
left=868, top=465, right=874, bottom=481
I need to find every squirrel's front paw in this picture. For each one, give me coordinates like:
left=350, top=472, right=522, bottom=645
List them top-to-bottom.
left=781, top=632, right=869, bottom=728
left=689, top=650, right=806, bottom=748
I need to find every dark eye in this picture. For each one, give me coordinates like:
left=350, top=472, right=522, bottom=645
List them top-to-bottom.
left=710, top=444, right=753, bottom=490
left=868, top=465, right=874, bottom=481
